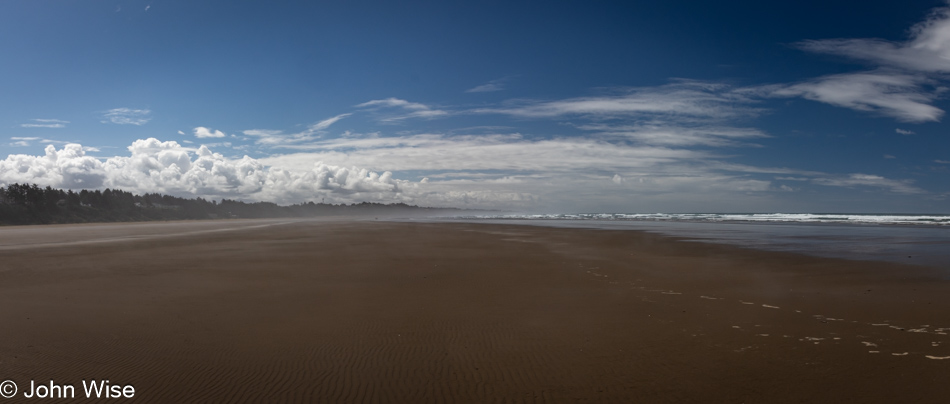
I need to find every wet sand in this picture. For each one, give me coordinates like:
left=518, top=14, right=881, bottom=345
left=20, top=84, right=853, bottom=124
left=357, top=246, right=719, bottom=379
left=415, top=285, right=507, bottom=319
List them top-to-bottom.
left=1, top=219, right=949, bottom=403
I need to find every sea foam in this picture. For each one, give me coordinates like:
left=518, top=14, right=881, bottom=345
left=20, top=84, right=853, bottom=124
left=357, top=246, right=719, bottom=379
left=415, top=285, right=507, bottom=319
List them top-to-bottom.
left=454, top=213, right=950, bottom=226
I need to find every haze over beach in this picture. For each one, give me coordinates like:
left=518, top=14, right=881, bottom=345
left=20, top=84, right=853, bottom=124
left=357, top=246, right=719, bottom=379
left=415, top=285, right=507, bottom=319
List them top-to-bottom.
left=2, top=1, right=950, bottom=403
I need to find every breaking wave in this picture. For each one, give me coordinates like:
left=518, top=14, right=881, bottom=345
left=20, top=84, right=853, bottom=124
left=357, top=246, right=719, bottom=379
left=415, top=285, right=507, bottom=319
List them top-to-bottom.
left=456, top=213, right=950, bottom=226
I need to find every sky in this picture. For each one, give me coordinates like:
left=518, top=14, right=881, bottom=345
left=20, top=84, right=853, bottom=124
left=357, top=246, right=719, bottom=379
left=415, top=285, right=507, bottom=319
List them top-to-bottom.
left=1, top=0, right=949, bottom=213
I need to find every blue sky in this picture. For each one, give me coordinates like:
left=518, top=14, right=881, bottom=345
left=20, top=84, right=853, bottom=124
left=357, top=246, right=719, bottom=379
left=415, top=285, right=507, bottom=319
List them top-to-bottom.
left=1, top=0, right=948, bottom=212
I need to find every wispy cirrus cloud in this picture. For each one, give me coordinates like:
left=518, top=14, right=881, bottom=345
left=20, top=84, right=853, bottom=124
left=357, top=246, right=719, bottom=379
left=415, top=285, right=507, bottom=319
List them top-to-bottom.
left=775, top=4, right=950, bottom=122
left=796, top=5, right=950, bottom=73
left=768, top=70, right=943, bottom=123
left=466, top=77, right=510, bottom=93
left=468, top=81, right=770, bottom=149
left=475, top=81, right=760, bottom=121
left=356, top=98, right=449, bottom=122
left=102, top=108, right=151, bottom=125
left=243, top=113, right=352, bottom=146
left=310, top=113, right=351, bottom=131
left=19, top=118, right=69, bottom=129
left=577, top=123, right=769, bottom=147
left=242, top=129, right=285, bottom=145
left=256, top=130, right=922, bottom=203
left=255, top=132, right=780, bottom=209
left=260, top=133, right=708, bottom=173
left=8, top=136, right=81, bottom=148
left=9, top=137, right=39, bottom=147
left=707, top=162, right=925, bottom=194
left=811, top=173, right=923, bottom=194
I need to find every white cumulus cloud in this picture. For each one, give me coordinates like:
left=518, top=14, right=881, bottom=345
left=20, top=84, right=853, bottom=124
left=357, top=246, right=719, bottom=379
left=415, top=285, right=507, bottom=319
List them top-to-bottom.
left=193, top=127, right=227, bottom=138
left=0, top=139, right=425, bottom=206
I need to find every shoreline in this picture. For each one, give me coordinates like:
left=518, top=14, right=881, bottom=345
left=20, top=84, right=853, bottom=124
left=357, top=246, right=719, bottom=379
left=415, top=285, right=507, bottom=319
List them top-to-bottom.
left=451, top=217, right=950, bottom=229
left=427, top=218, right=950, bottom=270
left=1, top=220, right=948, bottom=402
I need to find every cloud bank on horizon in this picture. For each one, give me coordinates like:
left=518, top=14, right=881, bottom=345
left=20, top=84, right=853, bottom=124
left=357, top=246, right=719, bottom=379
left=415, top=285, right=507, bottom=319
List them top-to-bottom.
left=1, top=1, right=948, bottom=212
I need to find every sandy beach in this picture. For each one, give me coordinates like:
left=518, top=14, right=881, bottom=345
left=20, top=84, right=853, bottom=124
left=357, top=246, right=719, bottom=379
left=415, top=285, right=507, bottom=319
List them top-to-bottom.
left=1, top=219, right=949, bottom=403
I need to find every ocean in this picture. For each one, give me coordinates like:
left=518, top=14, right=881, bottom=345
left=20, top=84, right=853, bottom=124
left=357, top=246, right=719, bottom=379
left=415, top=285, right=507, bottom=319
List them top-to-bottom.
left=431, top=214, right=950, bottom=270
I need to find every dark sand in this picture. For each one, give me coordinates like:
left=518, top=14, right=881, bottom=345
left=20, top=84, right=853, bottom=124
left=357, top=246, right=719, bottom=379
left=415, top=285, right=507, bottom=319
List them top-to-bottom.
left=1, top=219, right=949, bottom=403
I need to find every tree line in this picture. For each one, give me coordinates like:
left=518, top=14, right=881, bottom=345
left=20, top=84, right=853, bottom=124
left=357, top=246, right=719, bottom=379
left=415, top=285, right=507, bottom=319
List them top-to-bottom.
left=0, top=183, right=453, bottom=225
